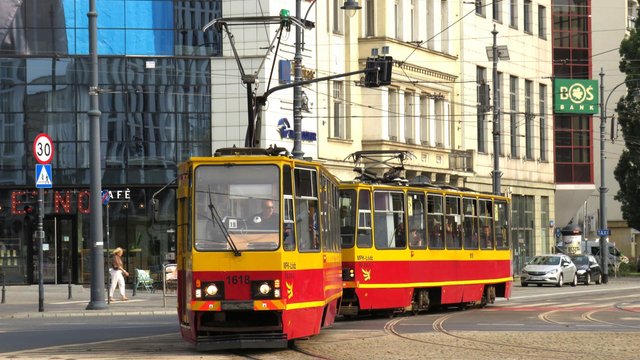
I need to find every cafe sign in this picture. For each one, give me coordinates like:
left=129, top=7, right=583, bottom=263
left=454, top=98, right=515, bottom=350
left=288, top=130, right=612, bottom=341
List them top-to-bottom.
left=554, top=79, right=599, bottom=114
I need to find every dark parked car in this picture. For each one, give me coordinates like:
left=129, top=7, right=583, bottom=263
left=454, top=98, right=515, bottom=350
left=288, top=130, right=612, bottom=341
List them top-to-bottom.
left=569, top=254, right=602, bottom=285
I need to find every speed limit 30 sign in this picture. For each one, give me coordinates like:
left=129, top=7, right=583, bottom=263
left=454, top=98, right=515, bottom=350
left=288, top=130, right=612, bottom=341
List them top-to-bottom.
left=33, top=133, right=54, bottom=164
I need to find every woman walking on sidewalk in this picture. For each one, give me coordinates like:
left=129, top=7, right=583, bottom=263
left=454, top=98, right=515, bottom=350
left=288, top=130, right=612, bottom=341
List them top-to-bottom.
left=109, top=247, right=129, bottom=301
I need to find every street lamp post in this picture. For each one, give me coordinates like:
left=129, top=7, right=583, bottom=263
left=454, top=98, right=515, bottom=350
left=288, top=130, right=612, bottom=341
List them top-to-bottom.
left=86, top=0, right=107, bottom=310
left=486, top=26, right=509, bottom=195
left=597, top=70, right=640, bottom=284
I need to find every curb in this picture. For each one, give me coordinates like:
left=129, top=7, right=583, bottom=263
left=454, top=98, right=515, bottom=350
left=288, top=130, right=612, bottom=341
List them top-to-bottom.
left=3, top=309, right=177, bottom=319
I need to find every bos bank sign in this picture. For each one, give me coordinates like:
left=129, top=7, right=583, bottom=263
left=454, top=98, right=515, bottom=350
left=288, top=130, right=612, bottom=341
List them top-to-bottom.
left=554, top=79, right=599, bottom=114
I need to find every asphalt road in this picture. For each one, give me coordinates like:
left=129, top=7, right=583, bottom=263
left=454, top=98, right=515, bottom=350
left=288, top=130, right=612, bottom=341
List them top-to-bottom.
left=2, top=279, right=639, bottom=359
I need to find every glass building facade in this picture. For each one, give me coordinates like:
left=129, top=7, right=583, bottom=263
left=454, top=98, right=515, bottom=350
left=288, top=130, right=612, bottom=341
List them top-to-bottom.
left=0, top=0, right=221, bottom=284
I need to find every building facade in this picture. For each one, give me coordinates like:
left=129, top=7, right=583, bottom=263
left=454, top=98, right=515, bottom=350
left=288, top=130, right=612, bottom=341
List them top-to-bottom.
left=0, top=0, right=220, bottom=284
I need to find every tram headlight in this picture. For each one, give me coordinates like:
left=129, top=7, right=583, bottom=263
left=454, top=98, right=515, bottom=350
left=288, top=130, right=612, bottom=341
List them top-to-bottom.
left=252, top=280, right=277, bottom=299
left=200, top=281, right=224, bottom=299
left=205, top=283, right=219, bottom=296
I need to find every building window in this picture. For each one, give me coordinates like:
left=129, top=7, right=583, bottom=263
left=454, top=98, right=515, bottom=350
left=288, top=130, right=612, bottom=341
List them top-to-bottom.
left=333, top=0, right=344, bottom=34
left=365, top=0, right=375, bottom=37
left=394, top=0, right=402, bottom=40
left=411, top=0, right=417, bottom=42
left=426, top=0, right=435, bottom=50
left=441, top=0, right=449, bottom=53
left=476, top=0, right=485, bottom=16
left=493, top=0, right=502, bottom=23
left=509, top=0, right=518, bottom=28
left=524, top=0, right=532, bottom=33
left=552, top=0, right=590, bottom=78
left=538, top=5, right=547, bottom=39
left=477, top=66, right=488, bottom=153
left=497, top=72, right=503, bottom=156
left=510, top=76, right=519, bottom=158
left=525, top=80, right=533, bottom=160
left=332, top=81, right=346, bottom=138
left=539, top=84, right=547, bottom=161
left=389, top=89, right=399, bottom=141
left=405, top=91, right=415, bottom=143
left=420, top=95, right=429, bottom=145
left=554, top=115, right=592, bottom=183
left=512, top=195, right=535, bottom=273
left=540, top=196, right=549, bottom=254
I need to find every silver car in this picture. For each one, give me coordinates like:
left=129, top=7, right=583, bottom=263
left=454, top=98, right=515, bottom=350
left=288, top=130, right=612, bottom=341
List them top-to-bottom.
left=521, top=254, right=577, bottom=287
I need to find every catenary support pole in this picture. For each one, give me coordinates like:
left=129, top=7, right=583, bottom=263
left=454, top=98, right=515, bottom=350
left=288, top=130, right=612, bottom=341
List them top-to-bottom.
left=86, top=0, right=107, bottom=310
left=292, top=0, right=304, bottom=159
left=491, top=26, right=502, bottom=196
left=598, top=69, right=609, bottom=284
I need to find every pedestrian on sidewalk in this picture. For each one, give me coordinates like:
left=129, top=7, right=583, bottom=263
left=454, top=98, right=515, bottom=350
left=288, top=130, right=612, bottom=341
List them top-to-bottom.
left=109, top=247, right=129, bottom=302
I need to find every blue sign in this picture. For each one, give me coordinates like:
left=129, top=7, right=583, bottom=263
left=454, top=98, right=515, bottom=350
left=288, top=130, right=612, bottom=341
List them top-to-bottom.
left=277, top=118, right=317, bottom=141
left=35, top=164, right=52, bottom=188
left=101, top=190, right=111, bottom=205
left=597, top=229, right=611, bottom=237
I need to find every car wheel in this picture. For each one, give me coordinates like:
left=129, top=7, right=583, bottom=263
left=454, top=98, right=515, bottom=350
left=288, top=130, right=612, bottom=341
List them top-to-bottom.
left=556, top=273, right=564, bottom=287
left=585, top=273, right=591, bottom=286
left=571, top=274, right=577, bottom=287
left=521, top=282, right=528, bottom=287
left=537, top=284, right=543, bottom=287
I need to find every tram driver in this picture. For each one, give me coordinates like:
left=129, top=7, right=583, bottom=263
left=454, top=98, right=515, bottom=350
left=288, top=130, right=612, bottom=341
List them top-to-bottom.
left=251, top=199, right=279, bottom=230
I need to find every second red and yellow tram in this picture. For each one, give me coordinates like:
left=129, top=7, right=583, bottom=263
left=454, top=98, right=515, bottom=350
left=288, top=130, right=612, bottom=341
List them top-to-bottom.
left=338, top=151, right=512, bottom=315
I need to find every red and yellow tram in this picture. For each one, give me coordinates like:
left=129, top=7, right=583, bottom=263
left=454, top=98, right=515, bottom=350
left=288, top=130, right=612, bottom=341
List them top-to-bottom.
left=176, top=147, right=341, bottom=350
left=338, top=151, right=512, bottom=316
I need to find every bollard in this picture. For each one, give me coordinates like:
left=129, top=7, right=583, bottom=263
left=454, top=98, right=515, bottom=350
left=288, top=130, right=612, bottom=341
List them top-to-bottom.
left=1, top=266, right=5, bottom=304
left=67, top=266, right=72, bottom=299
left=132, top=269, right=137, bottom=297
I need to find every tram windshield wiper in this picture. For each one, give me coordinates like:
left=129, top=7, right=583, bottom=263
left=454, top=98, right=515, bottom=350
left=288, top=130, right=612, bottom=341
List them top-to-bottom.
left=207, top=187, right=241, bottom=256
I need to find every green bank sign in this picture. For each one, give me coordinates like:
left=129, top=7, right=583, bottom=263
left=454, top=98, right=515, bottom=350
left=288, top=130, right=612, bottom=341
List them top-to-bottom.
left=554, top=79, right=599, bottom=114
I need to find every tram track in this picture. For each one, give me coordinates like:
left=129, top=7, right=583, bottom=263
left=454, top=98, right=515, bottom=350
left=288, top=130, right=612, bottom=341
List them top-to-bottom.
left=383, top=311, right=616, bottom=359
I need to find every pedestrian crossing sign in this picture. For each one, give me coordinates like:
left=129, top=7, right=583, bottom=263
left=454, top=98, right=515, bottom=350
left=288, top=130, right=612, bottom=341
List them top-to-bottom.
left=36, top=164, right=53, bottom=188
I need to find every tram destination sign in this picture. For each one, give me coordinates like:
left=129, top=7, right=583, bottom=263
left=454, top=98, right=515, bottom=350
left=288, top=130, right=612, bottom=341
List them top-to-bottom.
left=554, top=79, right=599, bottom=114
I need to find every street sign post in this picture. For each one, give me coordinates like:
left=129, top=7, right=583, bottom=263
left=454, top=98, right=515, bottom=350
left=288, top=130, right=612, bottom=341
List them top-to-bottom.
left=33, top=133, right=54, bottom=164
left=597, top=229, right=611, bottom=237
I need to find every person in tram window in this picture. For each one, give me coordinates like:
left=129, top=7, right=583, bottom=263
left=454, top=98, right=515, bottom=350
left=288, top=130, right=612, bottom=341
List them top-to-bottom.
left=251, top=199, right=279, bottom=230
left=394, top=222, right=406, bottom=248
left=409, top=228, right=424, bottom=247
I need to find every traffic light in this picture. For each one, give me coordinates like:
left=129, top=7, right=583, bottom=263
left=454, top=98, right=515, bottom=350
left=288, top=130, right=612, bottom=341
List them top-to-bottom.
left=364, top=56, right=393, bottom=87
left=23, top=204, right=38, bottom=226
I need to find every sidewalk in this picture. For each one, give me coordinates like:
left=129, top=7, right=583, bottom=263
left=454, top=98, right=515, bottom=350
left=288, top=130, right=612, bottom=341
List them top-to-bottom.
left=0, top=284, right=177, bottom=319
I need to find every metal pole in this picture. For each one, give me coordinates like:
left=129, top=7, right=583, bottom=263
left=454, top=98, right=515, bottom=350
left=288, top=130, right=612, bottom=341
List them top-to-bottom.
left=86, top=0, right=107, bottom=310
left=292, top=0, right=304, bottom=159
left=491, top=26, right=502, bottom=196
left=598, top=69, right=609, bottom=284
left=37, top=188, right=44, bottom=312
left=105, top=204, right=111, bottom=303
left=1, top=252, right=6, bottom=304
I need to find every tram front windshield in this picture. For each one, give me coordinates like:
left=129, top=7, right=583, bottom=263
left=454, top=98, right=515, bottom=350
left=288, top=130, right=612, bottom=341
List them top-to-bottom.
left=194, top=164, right=281, bottom=251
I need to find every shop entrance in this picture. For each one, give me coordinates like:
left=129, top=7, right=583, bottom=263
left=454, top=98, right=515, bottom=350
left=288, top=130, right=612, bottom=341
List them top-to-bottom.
left=33, top=216, right=77, bottom=284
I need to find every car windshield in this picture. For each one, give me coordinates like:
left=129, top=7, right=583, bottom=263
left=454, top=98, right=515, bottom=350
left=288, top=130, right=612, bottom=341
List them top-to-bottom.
left=530, top=256, right=560, bottom=265
left=571, top=256, right=589, bottom=266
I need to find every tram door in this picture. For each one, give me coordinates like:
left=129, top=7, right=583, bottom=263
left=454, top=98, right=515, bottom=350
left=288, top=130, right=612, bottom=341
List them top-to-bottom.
left=37, top=217, right=76, bottom=284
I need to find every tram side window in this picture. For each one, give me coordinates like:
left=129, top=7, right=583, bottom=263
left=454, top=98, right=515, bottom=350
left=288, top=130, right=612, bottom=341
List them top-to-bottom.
left=283, top=165, right=295, bottom=251
left=295, top=168, right=320, bottom=252
left=321, top=174, right=340, bottom=253
left=328, top=180, right=341, bottom=252
left=339, top=189, right=357, bottom=248
left=357, top=189, right=372, bottom=248
left=373, top=191, right=405, bottom=249
left=408, top=192, right=427, bottom=249
left=427, top=194, right=445, bottom=249
left=445, top=196, right=462, bottom=249
left=463, top=198, right=478, bottom=249
left=479, top=199, right=494, bottom=250
left=495, top=200, right=510, bottom=249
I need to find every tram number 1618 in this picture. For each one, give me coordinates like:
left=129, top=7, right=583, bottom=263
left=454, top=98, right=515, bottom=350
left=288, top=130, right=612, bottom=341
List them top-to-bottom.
left=226, top=275, right=250, bottom=285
